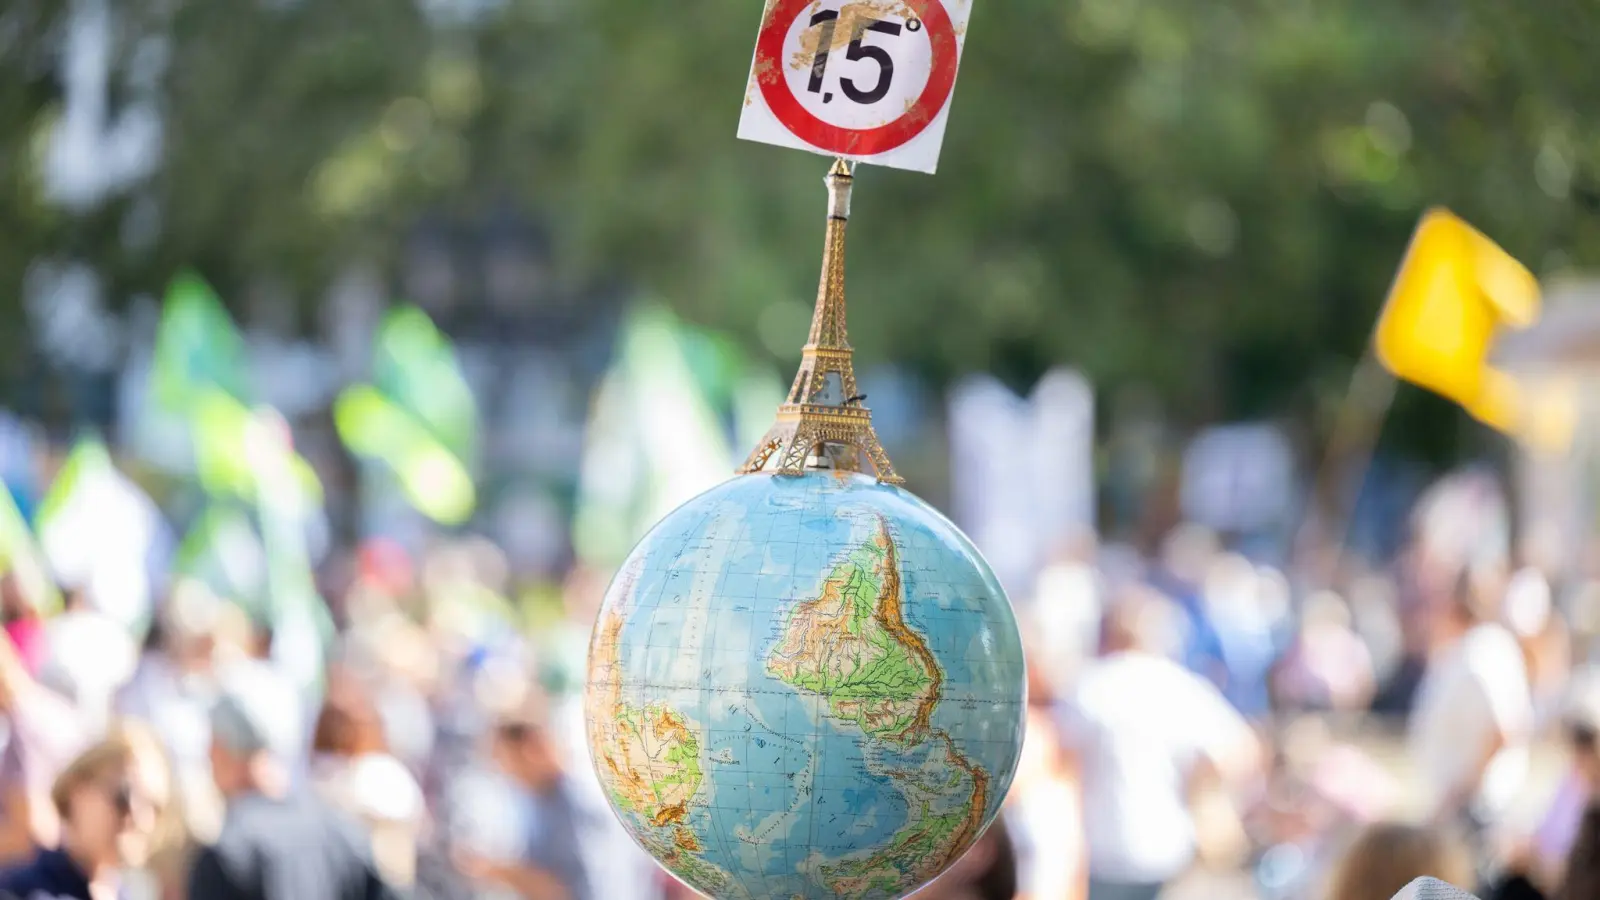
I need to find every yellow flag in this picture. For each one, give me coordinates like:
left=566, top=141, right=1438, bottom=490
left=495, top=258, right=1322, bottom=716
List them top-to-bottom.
left=1375, top=208, right=1573, bottom=452
left=1374, top=209, right=1540, bottom=407
left=1471, top=369, right=1579, bottom=455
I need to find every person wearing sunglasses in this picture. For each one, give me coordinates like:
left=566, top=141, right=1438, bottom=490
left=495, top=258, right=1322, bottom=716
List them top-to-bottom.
left=0, top=734, right=165, bottom=900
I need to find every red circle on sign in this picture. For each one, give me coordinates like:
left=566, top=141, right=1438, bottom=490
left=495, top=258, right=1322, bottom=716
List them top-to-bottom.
left=755, top=0, right=959, bottom=157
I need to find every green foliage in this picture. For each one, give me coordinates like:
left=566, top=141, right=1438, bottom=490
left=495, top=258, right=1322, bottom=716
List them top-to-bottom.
left=2, top=0, right=1595, bottom=452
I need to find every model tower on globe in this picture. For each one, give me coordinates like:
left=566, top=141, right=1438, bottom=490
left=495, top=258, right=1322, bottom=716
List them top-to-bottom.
left=586, top=2, right=1019, bottom=897
left=738, top=160, right=902, bottom=485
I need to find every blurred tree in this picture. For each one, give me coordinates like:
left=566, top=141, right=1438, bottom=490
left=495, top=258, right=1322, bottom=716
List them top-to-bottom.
left=0, top=0, right=1595, bottom=457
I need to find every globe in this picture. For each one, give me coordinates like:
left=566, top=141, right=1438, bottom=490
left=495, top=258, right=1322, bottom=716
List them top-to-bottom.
left=585, top=471, right=1026, bottom=900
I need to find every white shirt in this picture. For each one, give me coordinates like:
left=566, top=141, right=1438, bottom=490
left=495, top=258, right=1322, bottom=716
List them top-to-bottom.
left=41, top=609, right=137, bottom=734
left=1408, top=622, right=1532, bottom=820
left=1061, top=651, right=1255, bottom=882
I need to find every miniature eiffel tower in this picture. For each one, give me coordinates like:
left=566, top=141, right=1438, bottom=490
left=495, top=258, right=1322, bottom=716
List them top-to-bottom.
left=738, top=159, right=903, bottom=484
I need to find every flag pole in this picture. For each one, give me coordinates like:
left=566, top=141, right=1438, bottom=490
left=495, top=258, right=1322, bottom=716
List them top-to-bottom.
left=1293, top=343, right=1398, bottom=587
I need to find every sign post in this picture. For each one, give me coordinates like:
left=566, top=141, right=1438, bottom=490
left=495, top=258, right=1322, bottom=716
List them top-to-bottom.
left=738, top=0, right=974, bottom=174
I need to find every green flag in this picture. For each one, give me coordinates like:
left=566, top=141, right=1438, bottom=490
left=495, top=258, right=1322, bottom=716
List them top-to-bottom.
left=152, top=271, right=250, bottom=412
left=148, top=272, right=320, bottom=504
left=572, top=303, right=735, bottom=568
left=335, top=305, right=478, bottom=526
left=371, top=306, right=478, bottom=464
left=334, top=386, right=474, bottom=526
left=191, top=390, right=323, bottom=504
left=34, top=437, right=113, bottom=531
left=173, top=504, right=266, bottom=608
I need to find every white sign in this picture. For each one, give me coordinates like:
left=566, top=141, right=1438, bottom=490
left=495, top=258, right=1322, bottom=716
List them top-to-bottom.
left=737, top=0, right=974, bottom=174
left=948, top=369, right=1094, bottom=594
left=1179, top=423, right=1296, bottom=533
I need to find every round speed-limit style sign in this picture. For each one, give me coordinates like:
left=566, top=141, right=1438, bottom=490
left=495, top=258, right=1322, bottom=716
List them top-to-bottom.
left=737, top=0, right=974, bottom=174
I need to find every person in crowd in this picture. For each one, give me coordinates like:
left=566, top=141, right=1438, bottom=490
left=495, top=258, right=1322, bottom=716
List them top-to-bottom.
left=1147, top=525, right=1228, bottom=688
left=1028, top=532, right=1105, bottom=692
left=1372, top=553, right=1435, bottom=717
left=1200, top=554, right=1279, bottom=720
left=1501, top=568, right=1572, bottom=729
left=1408, top=569, right=1533, bottom=883
left=0, top=573, right=47, bottom=677
left=1343, top=575, right=1405, bottom=708
left=116, top=581, right=225, bottom=843
left=40, top=586, right=136, bottom=739
left=1060, top=588, right=1262, bottom=900
left=1272, top=591, right=1375, bottom=714
left=211, top=607, right=306, bottom=772
left=0, top=629, right=90, bottom=864
left=546, top=661, right=666, bottom=900
left=1005, top=662, right=1086, bottom=900
left=186, top=666, right=395, bottom=900
left=309, top=668, right=425, bottom=889
left=1495, top=671, right=1600, bottom=898
left=453, top=698, right=592, bottom=900
left=116, top=721, right=187, bottom=900
left=0, top=733, right=171, bottom=900
left=1556, top=803, right=1600, bottom=900
left=914, top=818, right=1019, bottom=900
left=1324, top=823, right=1473, bottom=900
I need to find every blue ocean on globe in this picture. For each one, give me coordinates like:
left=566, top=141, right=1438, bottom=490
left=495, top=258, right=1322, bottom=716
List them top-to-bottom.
left=586, top=472, right=1026, bottom=900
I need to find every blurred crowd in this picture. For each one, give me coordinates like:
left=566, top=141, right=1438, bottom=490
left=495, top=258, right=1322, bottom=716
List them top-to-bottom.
left=3, top=459, right=1600, bottom=900
left=1004, top=467, right=1600, bottom=900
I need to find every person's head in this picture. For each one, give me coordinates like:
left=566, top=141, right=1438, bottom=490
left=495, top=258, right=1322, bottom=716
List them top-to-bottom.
left=1160, top=523, right=1219, bottom=585
left=1201, top=553, right=1259, bottom=615
left=1437, top=567, right=1497, bottom=639
left=1503, top=567, right=1554, bottom=642
left=0, top=569, right=36, bottom=622
left=160, top=580, right=219, bottom=668
left=60, top=585, right=88, bottom=614
left=1099, top=585, right=1181, bottom=658
left=1302, top=591, right=1353, bottom=636
left=211, top=603, right=262, bottom=663
left=209, top=667, right=300, bottom=799
left=312, top=670, right=387, bottom=760
left=490, top=701, right=564, bottom=793
left=51, top=734, right=169, bottom=872
left=1325, top=823, right=1472, bottom=900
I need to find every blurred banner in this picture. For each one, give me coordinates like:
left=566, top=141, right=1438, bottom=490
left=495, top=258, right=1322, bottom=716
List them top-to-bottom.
left=572, top=303, right=780, bottom=571
left=336, top=305, right=479, bottom=527
left=948, top=368, right=1094, bottom=596
left=1180, top=423, right=1296, bottom=535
